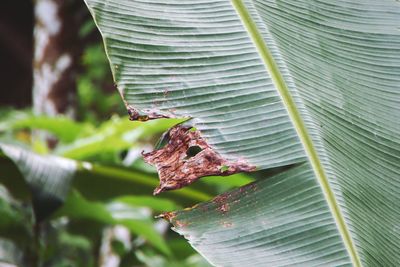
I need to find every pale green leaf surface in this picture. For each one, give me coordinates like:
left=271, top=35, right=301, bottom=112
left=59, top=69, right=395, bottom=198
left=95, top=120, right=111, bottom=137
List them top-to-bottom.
left=84, top=0, right=400, bottom=266
left=84, top=0, right=306, bottom=168
left=247, top=1, right=400, bottom=266
left=0, top=144, right=77, bottom=221
left=0, top=144, right=76, bottom=199
left=171, top=164, right=349, bottom=266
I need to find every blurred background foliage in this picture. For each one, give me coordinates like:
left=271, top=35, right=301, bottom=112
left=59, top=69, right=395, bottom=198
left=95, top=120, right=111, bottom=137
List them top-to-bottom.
left=0, top=2, right=253, bottom=265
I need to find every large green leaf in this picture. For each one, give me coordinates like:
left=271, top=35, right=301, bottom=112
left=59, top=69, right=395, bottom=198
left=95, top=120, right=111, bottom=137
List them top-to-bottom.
left=84, top=0, right=400, bottom=266
left=0, top=144, right=77, bottom=221
left=169, top=164, right=349, bottom=266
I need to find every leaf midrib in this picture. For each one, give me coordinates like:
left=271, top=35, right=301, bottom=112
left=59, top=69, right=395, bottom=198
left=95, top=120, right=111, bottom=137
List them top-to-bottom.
left=230, top=0, right=361, bottom=266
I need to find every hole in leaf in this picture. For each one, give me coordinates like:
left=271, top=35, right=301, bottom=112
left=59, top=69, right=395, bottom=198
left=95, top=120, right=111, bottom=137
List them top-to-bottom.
left=185, top=146, right=202, bottom=159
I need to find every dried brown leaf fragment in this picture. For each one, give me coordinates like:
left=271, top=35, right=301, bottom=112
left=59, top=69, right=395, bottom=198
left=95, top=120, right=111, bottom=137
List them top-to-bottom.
left=127, top=106, right=170, bottom=121
left=143, top=125, right=256, bottom=194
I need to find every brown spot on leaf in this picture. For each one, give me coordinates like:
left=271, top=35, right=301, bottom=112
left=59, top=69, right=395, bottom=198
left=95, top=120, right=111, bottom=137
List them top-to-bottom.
left=143, top=125, right=256, bottom=194
left=239, top=182, right=258, bottom=194
left=213, top=194, right=232, bottom=214
left=213, top=194, right=229, bottom=205
left=218, top=203, right=230, bottom=213
left=156, top=211, right=177, bottom=222
left=156, top=212, right=189, bottom=228
left=174, top=220, right=189, bottom=228
left=221, top=221, right=233, bottom=228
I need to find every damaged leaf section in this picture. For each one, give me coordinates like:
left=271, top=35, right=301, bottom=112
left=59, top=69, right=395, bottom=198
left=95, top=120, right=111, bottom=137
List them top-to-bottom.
left=127, top=106, right=170, bottom=122
left=143, top=125, right=256, bottom=194
left=157, top=183, right=259, bottom=227
left=156, top=211, right=177, bottom=222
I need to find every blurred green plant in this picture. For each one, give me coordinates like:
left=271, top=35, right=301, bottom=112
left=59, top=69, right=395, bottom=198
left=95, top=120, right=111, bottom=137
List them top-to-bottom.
left=77, top=44, right=124, bottom=123
left=0, top=92, right=253, bottom=266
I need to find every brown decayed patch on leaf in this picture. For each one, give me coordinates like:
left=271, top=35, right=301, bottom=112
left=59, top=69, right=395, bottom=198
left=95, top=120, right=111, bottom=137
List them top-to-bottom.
left=127, top=106, right=170, bottom=121
left=143, top=125, right=256, bottom=194
left=213, top=193, right=231, bottom=214
left=212, top=194, right=229, bottom=206
left=218, top=203, right=230, bottom=213
left=156, top=211, right=177, bottom=222
left=156, top=212, right=189, bottom=228
left=174, top=220, right=189, bottom=228
left=221, top=221, right=233, bottom=228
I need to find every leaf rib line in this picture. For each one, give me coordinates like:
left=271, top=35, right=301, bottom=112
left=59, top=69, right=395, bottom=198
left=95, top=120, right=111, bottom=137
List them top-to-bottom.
left=230, top=0, right=361, bottom=266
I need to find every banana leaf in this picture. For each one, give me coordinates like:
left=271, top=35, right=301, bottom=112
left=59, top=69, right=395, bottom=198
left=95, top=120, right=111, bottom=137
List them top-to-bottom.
left=84, top=0, right=400, bottom=266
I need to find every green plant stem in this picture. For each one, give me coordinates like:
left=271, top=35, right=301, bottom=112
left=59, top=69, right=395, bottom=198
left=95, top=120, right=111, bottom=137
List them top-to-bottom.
left=231, top=0, right=361, bottom=266
left=0, top=153, right=211, bottom=206
left=76, top=162, right=211, bottom=203
left=32, top=222, right=41, bottom=267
